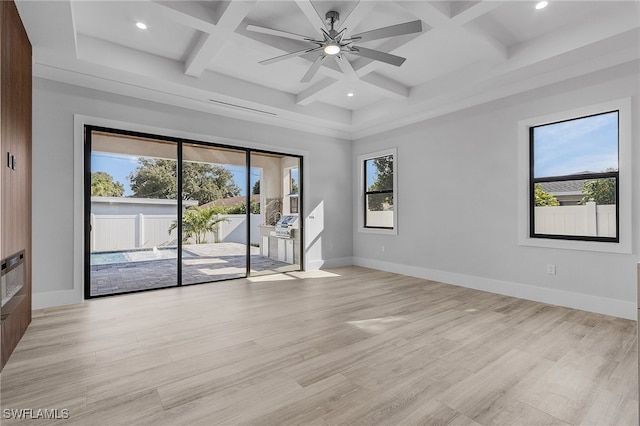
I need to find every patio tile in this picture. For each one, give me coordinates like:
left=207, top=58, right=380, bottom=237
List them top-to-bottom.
left=90, top=243, right=295, bottom=297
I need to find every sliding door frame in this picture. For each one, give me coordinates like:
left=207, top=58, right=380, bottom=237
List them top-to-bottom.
left=84, top=125, right=304, bottom=299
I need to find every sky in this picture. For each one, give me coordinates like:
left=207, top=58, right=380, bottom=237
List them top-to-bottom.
left=533, top=111, right=618, bottom=178
left=91, top=152, right=260, bottom=197
left=365, top=156, right=392, bottom=190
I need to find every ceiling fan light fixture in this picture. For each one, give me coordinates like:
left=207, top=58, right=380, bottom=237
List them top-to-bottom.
left=247, top=8, right=423, bottom=82
left=323, top=43, right=341, bottom=55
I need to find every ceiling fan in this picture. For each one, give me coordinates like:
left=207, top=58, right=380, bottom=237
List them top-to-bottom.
left=246, top=10, right=423, bottom=83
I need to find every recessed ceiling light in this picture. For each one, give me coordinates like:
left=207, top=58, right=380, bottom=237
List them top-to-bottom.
left=535, top=1, right=548, bottom=10
left=136, top=22, right=148, bottom=30
left=347, top=92, right=354, bottom=97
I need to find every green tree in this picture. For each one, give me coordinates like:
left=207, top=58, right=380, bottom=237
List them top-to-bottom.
left=367, top=155, right=393, bottom=211
left=128, top=159, right=240, bottom=204
left=91, top=171, right=125, bottom=197
left=580, top=178, right=616, bottom=205
left=252, top=180, right=260, bottom=195
left=534, top=184, right=560, bottom=206
left=227, top=200, right=260, bottom=215
left=168, top=206, right=228, bottom=244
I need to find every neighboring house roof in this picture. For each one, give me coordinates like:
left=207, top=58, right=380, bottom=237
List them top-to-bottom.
left=539, top=180, right=585, bottom=194
left=200, top=194, right=259, bottom=209
left=91, top=196, right=198, bottom=206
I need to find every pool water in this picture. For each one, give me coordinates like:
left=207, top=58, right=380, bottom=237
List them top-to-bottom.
left=91, top=248, right=186, bottom=265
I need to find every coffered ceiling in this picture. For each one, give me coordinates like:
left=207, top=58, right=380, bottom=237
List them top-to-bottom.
left=15, top=1, right=640, bottom=139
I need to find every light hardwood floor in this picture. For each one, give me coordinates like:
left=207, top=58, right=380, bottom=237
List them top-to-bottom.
left=0, top=266, right=637, bottom=425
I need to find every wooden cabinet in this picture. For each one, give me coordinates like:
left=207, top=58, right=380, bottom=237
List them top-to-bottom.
left=1, top=0, right=32, bottom=371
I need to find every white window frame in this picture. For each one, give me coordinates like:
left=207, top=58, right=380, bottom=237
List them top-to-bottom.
left=517, top=98, right=632, bottom=254
left=358, top=148, right=398, bottom=235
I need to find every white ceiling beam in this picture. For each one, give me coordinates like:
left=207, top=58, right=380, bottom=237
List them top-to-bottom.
left=18, top=1, right=77, bottom=60
left=150, top=1, right=217, bottom=32
left=183, top=1, right=256, bottom=77
left=214, top=1, right=256, bottom=29
left=341, top=1, right=377, bottom=32
left=399, top=1, right=506, bottom=60
left=399, top=1, right=450, bottom=28
left=450, top=1, right=501, bottom=24
left=507, top=9, right=640, bottom=68
left=463, top=25, right=508, bottom=60
left=185, top=33, right=221, bottom=77
left=70, top=35, right=354, bottom=129
left=352, top=49, right=639, bottom=139
left=319, top=53, right=410, bottom=101
left=296, top=63, right=408, bottom=102
left=360, top=72, right=409, bottom=100
left=296, top=78, right=340, bottom=105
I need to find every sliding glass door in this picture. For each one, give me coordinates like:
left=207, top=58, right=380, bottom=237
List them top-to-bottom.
left=85, top=126, right=303, bottom=298
left=87, top=131, right=179, bottom=296
left=181, top=144, right=248, bottom=285
left=250, top=152, right=302, bottom=275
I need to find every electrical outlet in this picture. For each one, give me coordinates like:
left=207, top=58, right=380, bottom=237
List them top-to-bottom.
left=381, top=245, right=386, bottom=252
left=546, top=264, right=556, bottom=275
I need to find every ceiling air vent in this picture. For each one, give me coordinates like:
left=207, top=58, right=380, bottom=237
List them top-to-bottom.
left=208, top=99, right=277, bottom=116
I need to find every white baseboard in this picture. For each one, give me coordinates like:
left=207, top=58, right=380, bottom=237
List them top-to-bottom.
left=306, top=257, right=354, bottom=271
left=352, top=257, right=636, bottom=320
left=32, top=289, right=82, bottom=310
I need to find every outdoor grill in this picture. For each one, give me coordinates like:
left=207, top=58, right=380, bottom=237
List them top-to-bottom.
left=274, top=215, right=298, bottom=238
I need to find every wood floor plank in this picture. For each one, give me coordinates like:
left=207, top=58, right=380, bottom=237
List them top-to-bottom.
left=0, top=266, right=636, bottom=425
left=517, top=320, right=594, bottom=362
left=437, top=348, right=556, bottom=424
left=519, top=349, right=619, bottom=424
left=152, top=371, right=303, bottom=425
left=579, top=389, right=638, bottom=426
left=486, top=400, right=572, bottom=426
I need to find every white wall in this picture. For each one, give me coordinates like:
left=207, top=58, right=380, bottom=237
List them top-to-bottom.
left=352, top=63, right=639, bottom=319
left=32, top=78, right=352, bottom=307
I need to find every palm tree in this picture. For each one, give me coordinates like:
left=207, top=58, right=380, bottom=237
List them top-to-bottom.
left=168, top=206, right=228, bottom=244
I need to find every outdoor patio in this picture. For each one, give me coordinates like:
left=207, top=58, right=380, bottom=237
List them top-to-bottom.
left=90, top=242, right=296, bottom=296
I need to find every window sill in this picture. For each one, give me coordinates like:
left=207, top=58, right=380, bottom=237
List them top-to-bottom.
left=358, top=227, right=397, bottom=236
left=518, top=235, right=631, bottom=254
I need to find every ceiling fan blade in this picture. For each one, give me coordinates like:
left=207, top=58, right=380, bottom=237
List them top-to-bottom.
left=295, top=0, right=327, bottom=31
left=351, top=20, right=423, bottom=43
left=246, top=24, right=315, bottom=42
left=349, top=46, right=406, bottom=67
left=259, top=47, right=322, bottom=65
left=335, top=54, right=359, bottom=80
left=301, top=55, right=325, bottom=83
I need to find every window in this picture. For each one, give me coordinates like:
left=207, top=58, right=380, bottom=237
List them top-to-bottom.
left=518, top=98, right=631, bottom=253
left=530, top=111, right=618, bottom=242
left=359, top=148, right=397, bottom=233
left=287, top=166, right=299, bottom=214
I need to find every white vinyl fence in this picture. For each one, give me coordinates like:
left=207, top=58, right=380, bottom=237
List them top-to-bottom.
left=534, top=202, right=616, bottom=237
left=366, top=211, right=394, bottom=228
left=91, top=214, right=261, bottom=252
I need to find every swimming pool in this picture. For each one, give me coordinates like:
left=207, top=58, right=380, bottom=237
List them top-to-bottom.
left=90, top=248, right=187, bottom=265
